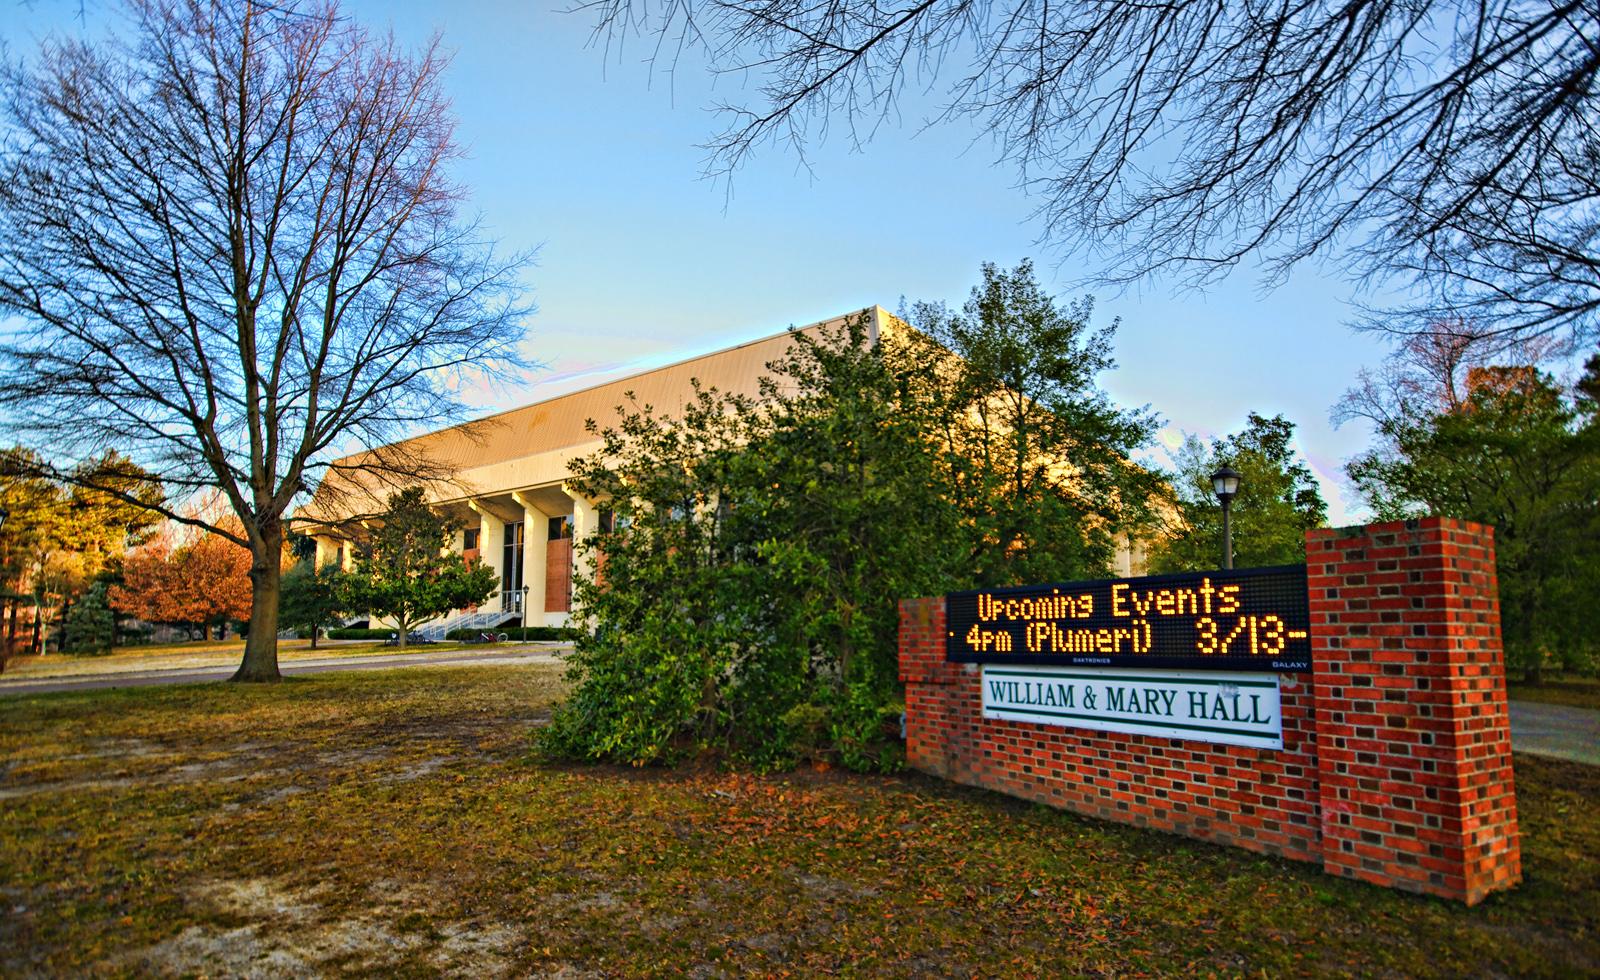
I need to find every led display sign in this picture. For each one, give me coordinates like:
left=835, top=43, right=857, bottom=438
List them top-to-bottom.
left=946, top=565, right=1313, bottom=673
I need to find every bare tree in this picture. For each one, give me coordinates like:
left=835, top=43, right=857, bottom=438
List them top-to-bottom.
left=0, top=0, right=531, bottom=681
left=582, top=0, right=1600, bottom=349
left=1335, top=320, right=1570, bottom=432
left=1335, top=325, right=1483, bottom=432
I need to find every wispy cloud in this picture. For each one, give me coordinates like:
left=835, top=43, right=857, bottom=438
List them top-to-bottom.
left=527, top=359, right=640, bottom=391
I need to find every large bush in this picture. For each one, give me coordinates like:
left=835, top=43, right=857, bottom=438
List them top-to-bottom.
left=540, top=273, right=1157, bottom=771
left=540, top=318, right=960, bottom=770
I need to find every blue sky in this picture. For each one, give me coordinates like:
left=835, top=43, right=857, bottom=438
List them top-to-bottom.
left=3, top=0, right=1402, bottom=522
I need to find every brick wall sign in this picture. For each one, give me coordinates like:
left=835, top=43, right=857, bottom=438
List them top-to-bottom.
left=900, top=518, right=1522, bottom=905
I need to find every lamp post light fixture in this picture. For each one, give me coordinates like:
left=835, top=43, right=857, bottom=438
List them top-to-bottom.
left=1210, top=465, right=1241, bottom=570
left=520, top=585, right=530, bottom=630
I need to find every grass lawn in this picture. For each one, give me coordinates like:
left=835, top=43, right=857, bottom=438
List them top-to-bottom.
left=2, top=665, right=1595, bottom=976
left=1511, top=675, right=1600, bottom=711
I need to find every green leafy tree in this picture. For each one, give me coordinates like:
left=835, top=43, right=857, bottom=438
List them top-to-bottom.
left=905, top=260, right=1160, bottom=586
left=543, top=316, right=965, bottom=771
left=739, top=323, right=966, bottom=768
left=1346, top=362, right=1600, bottom=679
left=1148, top=414, right=1328, bottom=573
left=0, top=449, right=161, bottom=661
left=0, top=452, right=58, bottom=666
left=343, top=488, right=497, bottom=649
left=279, top=561, right=352, bottom=650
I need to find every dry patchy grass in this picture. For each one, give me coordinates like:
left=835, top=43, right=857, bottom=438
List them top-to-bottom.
left=1, top=664, right=1596, bottom=977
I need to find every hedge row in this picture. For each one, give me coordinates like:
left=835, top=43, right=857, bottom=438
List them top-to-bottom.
left=321, top=625, right=579, bottom=642
left=446, top=626, right=578, bottom=642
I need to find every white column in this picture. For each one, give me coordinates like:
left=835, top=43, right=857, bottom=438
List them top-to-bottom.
left=562, top=484, right=599, bottom=620
left=512, top=491, right=549, bottom=628
left=469, top=500, right=505, bottom=609
left=357, top=521, right=388, bottom=627
left=313, top=534, right=337, bottom=569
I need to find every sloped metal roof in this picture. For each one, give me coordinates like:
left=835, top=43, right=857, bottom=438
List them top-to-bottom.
left=304, top=307, right=888, bottom=520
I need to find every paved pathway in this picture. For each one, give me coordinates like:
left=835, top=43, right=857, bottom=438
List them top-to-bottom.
left=0, top=647, right=560, bottom=697
left=1507, top=700, right=1600, bottom=766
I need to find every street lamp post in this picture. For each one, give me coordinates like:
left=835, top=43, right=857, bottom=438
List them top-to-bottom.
left=1210, top=465, right=1241, bottom=570
left=520, top=585, right=530, bottom=630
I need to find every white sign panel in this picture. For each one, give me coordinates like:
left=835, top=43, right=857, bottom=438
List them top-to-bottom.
left=980, top=665, right=1283, bottom=749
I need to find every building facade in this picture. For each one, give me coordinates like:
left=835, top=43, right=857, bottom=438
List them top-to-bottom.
left=304, top=305, right=1149, bottom=635
left=305, top=309, right=896, bottom=632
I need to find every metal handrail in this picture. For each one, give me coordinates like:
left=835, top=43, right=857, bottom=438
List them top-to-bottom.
left=410, top=585, right=530, bottom=641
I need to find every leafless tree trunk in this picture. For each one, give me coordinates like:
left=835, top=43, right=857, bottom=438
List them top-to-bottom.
left=0, top=0, right=531, bottom=681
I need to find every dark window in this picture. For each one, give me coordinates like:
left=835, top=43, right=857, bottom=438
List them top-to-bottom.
left=598, top=508, right=615, bottom=533
left=548, top=515, right=574, bottom=540
left=502, top=521, right=524, bottom=593
left=462, top=528, right=479, bottom=550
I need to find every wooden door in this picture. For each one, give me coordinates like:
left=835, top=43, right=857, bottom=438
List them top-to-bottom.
left=545, top=538, right=573, bottom=613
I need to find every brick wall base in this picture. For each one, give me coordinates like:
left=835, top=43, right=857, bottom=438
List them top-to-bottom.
left=900, top=517, right=1520, bottom=905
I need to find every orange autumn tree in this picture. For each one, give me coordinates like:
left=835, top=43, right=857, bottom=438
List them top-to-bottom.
left=112, top=524, right=254, bottom=640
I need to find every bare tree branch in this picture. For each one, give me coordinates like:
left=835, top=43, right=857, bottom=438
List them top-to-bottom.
left=578, top=0, right=1600, bottom=346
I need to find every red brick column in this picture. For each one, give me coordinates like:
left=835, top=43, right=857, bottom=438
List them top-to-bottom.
left=1306, top=517, right=1520, bottom=905
left=897, top=597, right=971, bottom=780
